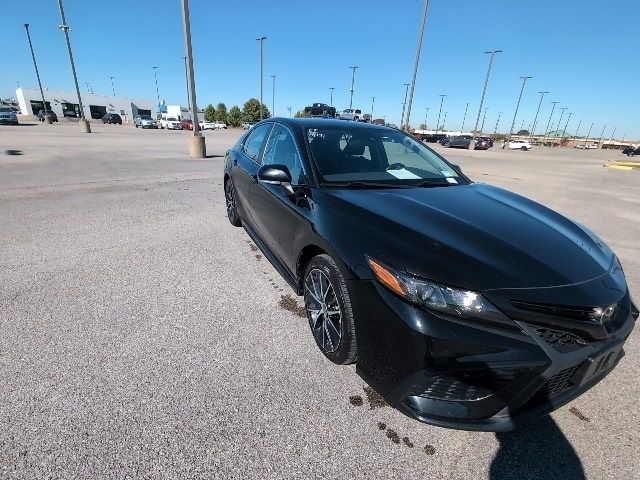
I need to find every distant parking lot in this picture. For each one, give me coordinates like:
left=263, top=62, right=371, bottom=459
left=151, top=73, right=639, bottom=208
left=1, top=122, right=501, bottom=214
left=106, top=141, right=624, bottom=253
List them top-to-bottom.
left=1, top=122, right=638, bottom=479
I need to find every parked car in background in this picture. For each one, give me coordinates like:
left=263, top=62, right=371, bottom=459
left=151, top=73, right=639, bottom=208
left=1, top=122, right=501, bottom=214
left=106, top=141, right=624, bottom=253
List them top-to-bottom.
left=304, top=103, right=337, bottom=118
left=0, top=107, right=19, bottom=125
left=339, top=108, right=366, bottom=121
left=62, top=109, right=77, bottom=118
left=37, top=110, right=58, bottom=122
left=102, top=113, right=122, bottom=125
left=134, top=115, right=158, bottom=129
left=160, top=117, right=182, bottom=130
left=224, top=118, right=637, bottom=431
left=181, top=119, right=193, bottom=130
left=199, top=120, right=216, bottom=130
left=213, top=121, right=227, bottom=129
left=242, top=122, right=255, bottom=130
left=420, top=133, right=447, bottom=143
left=442, top=135, right=474, bottom=149
left=477, top=136, right=494, bottom=148
left=507, top=140, right=532, bottom=151
left=622, top=145, right=636, bottom=155
left=626, top=146, right=640, bottom=157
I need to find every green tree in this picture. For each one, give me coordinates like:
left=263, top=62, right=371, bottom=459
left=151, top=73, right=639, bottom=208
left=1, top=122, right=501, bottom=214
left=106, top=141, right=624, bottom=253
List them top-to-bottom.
left=242, top=98, right=271, bottom=122
left=216, top=103, right=228, bottom=123
left=204, top=104, right=216, bottom=122
left=227, top=106, right=242, bottom=127
left=293, top=110, right=307, bottom=118
left=516, top=129, right=530, bottom=135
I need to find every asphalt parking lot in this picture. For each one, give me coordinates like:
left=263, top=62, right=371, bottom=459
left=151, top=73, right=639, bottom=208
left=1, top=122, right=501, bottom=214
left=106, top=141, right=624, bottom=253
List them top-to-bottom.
left=1, top=122, right=638, bottom=479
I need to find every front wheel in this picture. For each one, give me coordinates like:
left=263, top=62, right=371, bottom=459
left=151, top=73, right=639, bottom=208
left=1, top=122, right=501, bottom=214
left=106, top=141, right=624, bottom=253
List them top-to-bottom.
left=521, top=146, right=528, bottom=151
left=225, top=179, right=242, bottom=227
left=304, top=255, right=357, bottom=365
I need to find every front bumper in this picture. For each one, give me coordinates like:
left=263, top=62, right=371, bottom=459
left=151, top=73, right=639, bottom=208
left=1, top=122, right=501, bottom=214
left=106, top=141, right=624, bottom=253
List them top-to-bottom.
left=350, top=278, right=637, bottom=431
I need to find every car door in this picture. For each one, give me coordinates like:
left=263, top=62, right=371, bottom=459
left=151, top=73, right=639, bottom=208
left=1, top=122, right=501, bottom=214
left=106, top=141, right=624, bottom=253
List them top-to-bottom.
left=231, top=123, right=272, bottom=227
left=250, top=123, right=309, bottom=271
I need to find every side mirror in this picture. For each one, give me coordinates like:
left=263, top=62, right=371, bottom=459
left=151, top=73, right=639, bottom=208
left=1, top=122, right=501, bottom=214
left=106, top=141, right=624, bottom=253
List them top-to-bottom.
left=257, top=164, right=294, bottom=196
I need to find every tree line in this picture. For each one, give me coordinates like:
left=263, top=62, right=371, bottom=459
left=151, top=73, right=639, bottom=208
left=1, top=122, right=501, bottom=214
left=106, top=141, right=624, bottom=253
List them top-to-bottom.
left=203, top=98, right=271, bottom=126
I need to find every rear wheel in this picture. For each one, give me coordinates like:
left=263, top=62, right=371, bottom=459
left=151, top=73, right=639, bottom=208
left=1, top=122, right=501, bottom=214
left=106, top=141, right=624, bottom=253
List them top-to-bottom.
left=444, top=142, right=451, bottom=147
left=521, top=146, right=527, bottom=151
left=225, top=179, right=242, bottom=227
left=303, top=255, right=357, bottom=365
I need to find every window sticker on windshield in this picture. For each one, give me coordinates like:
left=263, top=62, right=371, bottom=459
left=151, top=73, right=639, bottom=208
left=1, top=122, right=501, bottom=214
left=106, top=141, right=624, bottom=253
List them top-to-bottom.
left=387, top=168, right=421, bottom=180
left=441, top=170, right=454, bottom=176
left=446, top=177, right=458, bottom=184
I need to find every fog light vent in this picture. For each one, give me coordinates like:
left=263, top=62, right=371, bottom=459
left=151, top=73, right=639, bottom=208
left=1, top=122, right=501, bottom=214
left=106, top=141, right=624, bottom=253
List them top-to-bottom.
left=418, top=368, right=529, bottom=402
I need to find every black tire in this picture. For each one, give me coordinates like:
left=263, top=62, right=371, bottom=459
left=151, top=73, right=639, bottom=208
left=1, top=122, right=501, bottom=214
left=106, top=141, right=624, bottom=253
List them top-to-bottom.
left=444, top=142, right=451, bottom=147
left=521, top=146, right=527, bottom=151
left=225, top=178, right=242, bottom=227
left=303, top=254, right=357, bottom=365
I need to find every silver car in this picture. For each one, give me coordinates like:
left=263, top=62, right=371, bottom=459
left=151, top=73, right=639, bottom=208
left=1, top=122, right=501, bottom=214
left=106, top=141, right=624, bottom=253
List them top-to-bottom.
left=0, top=107, right=19, bottom=125
left=134, top=115, right=158, bottom=129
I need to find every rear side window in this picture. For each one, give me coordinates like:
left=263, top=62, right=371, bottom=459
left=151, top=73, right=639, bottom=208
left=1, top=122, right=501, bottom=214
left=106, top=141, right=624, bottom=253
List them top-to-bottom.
left=243, top=123, right=271, bottom=162
left=262, top=124, right=305, bottom=184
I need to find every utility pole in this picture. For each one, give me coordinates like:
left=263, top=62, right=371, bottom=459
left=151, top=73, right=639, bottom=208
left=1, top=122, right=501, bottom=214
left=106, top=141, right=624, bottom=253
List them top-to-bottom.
left=57, top=0, right=90, bottom=132
left=181, top=0, right=205, bottom=157
left=404, top=0, right=430, bottom=133
left=23, top=23, right=50, bottom=123
left=256, top=36, right=267, bottom=120
left=473, top=50, right=502, bottom=134
left=184, top=56, right=190, bottom=111
left=348, top=66, right=358, bottom=109
left=270, top=74, right=276, bottom=117
left=109, top=76, right=116, bottom=96
left=508, top=76, right=532, bottom=139
left=400, top=83, right=410, bottom=129
left=329, top=87, right=335, bottom=107
left=530, top=90, right=548, bottom=137
left=436, top=94, right=446, bottom=132
left=371, top=96, right=375, bottom=120
left=541, top=101, right=559, bottom=144
left=460, top=102, right=469, bottom=132
left=424, top=107, right=430, bottom=129
left=493, top=111, right=502, bottom=135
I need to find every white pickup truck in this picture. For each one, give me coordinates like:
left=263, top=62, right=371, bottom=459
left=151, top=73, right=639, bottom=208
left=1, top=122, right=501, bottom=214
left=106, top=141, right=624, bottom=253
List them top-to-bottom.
left=338, top=108, right=371, bottom=122
left=159, top=116, right=182, bottom=130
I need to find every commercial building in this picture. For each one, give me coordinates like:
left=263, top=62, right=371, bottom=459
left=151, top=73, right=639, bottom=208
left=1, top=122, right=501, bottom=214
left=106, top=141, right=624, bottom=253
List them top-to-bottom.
left=15, top=87, right=157, bottom=122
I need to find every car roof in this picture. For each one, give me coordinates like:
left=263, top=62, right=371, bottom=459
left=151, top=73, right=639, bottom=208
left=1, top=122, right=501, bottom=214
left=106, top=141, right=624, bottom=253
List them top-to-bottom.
left=261, top=117, right=399, bottom=132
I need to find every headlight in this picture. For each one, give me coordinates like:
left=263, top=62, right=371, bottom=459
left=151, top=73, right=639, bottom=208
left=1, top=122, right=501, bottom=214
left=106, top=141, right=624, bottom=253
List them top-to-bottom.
left=368, top=257, right=507, bottom=323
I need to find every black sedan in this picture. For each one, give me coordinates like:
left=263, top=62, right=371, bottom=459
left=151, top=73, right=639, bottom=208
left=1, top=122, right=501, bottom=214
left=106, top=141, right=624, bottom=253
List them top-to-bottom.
left=102, top=113, right=122, bottom=125
left=223, top=118, right=637, bottom=431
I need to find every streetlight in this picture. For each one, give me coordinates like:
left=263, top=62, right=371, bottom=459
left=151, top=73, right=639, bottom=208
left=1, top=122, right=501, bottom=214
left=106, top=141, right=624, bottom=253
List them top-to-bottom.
left=57, top=0, right=90, bottom=133
left=181, top=0, right=205, bottom=157
left=404, top=0, right=431, bottom=132
left=23, top=23, right=50, bottom=123
left=256, top=36, right=267, bottom=120
left=473, top=50, right=502, bottom=134
left=184, top=56, right=190, bottom=111
left=152, top=66, right=160, bottom=110
left=348, top=66, right=358, bottom=109
left=270, top=74, right=276, bottom=117
left=109, top=76, right=116, bottom=96
left=508, top=76, right=532, bottom=139
left=84, top=82, right=93, bottom=94
left=400, top=83, right=410, bottom=129
left=329, top=87, right=335, bottom=107
left=530, top=91, right=549, bottom=137
left=436, top=94, right=446, bottom=132
left=371, top=96, right=375, bottom=120
left=541, top=101, right=559, bottom=144
left=461, top=102, right=469, bottom=132
left=287, top=106, right=292, bottom=117
left=424, top=107, right=430, bottom=129
left=480, top=107, right=488, bottom=133
left=554, top=107, right=567, bottom=143
left=442, top=111, right=448, bottom=131
left=493, top=111, right=502, bottom=135
left=560, top=112, right=573, bottom=145
left=574, top=119, right=582, bottom=138
left=584, top=122, right=594, bottom=144
left=598, top=124, right=607, bottom=146
left=608, top=126, right=617, bottom=142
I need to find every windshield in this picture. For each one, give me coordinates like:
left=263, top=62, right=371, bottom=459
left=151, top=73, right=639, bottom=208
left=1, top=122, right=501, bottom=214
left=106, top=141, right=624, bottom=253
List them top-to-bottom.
left=0, top=107, right=11, bottom=113
left=141, top=115, right=152, bottom=120
left=167, top=117, right=177, bottom=121
left=306, top=126, right=465, bottom=186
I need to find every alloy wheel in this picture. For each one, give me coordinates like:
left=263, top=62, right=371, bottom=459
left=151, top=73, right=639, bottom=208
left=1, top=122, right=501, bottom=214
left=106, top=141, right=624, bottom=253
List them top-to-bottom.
left=304, top=269, right=342, bottom=353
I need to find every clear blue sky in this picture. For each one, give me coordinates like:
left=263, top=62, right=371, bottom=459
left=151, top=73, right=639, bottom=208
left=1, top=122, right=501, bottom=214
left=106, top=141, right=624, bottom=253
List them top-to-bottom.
left=2, top=0, right=638, bottom=139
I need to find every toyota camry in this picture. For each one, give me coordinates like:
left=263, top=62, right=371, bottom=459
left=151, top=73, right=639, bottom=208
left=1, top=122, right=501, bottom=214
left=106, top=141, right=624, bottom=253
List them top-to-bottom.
left=223, top=118, right=637, bottom=431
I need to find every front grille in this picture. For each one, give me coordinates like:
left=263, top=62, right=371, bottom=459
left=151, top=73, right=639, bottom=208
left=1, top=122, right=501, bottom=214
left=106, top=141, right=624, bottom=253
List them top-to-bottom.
left=511, top=300, right=598, bottom=321
left=531, top=326, right=587, bottom=352
left=537, top=364, right=581, bottom=399
left=419, top=368, right=529, bottom=402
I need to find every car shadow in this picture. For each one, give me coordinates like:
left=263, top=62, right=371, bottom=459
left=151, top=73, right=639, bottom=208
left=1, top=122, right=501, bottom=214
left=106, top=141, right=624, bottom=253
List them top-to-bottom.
left=4, top=149, right=23, bottom=155
left=206, top=154, right=224, bottom=159
left=490, top=416, right=585, bottom=479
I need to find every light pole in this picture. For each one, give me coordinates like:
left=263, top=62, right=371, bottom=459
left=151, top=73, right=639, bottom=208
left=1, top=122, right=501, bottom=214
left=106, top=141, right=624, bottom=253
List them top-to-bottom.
left=57, top=0, right=90, bottom=133
left=181, top=0, right=205, bottom=157
left=404, top=0, right=431, bottom=132
left=23, top=23, right=50, bottom=123
left=256, top=36, right=267, bottom=120
left=473, top=50, right=502, bottom=134
left=184, top=56, right=190, bottom=111
left=152, top=66, right=160, bottom=110
left=348, top=66, right=358, bottom=109
left=270, top=74, right=276, bottom=117
left=109, top=76, right=116, bottom=96
left=508, top=76, right=532, bottom=139
left=84, top=82, right=92, bottom=94
left=400, top=83, right=410, bottom=129
left=329, top=87, right=335, bottom=107
left=530, top=90, right=548, bottom=137
left=436, top=94, right=446, bottom=132
left=371, top=96, right=375, bottom=120
left=541, top=101, right=559, bottom=144
left=461, top=102, right=469, bottom=132
left=287, top=106, right=292, bottom=117
left=424, top=107, right=430, bottom=129
left=480, top=107, right=488, bottom=133
left=554, top=107, right=567, bottom=143
left=442, top=111, right=448, bottom=131
left=493, top=111, right=502, bottom=135
left=560, top=112, right=573, bottom=145
left=574, top=119, right=582, bottom=138
left=584, top=122, right=594, bottom=144
left=598, top=124, right=607, bottom=146
left=608, top=126, right=617, bottom=142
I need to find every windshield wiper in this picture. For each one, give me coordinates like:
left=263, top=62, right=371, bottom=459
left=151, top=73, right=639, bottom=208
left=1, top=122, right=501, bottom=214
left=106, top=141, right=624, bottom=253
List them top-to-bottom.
left=417, top=179, right=456, bottom=188
left=321, top=181, right=407, bottom=189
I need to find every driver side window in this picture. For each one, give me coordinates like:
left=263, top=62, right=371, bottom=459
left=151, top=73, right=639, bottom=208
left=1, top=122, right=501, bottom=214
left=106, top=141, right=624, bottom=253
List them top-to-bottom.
left=262, top=124, right=305, bottom=184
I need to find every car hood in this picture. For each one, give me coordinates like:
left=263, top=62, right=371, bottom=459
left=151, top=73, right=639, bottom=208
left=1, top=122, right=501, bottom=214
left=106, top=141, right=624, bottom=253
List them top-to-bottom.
left=326, top=183, right=614, bottom=291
